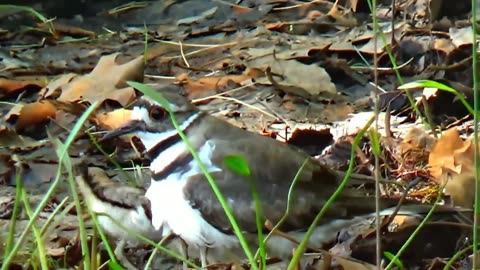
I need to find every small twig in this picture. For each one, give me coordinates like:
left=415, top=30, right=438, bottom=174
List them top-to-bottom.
left=272, top=0, right=337, bottom=11
left=179, top=41, right=190, bottom=68
left=202, top=95, right=279, bottom=120
left=383, top=177, right=424, bottom=227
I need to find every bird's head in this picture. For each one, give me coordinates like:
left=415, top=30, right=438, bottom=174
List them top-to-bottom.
left=103, top=87, right=201, bottom=151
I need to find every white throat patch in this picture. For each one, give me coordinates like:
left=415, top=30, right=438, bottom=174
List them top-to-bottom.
left=131, top=107, right=201, bottom=151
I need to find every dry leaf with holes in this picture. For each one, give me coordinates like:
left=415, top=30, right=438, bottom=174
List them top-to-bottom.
left=42, top=53, right=143, bottom=106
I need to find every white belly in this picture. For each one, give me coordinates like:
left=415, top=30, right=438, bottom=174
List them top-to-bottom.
left=145, top=141, right=238, bottom=250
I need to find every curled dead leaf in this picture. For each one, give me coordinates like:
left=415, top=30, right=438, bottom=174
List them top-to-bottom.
left=14, top=101, right=57, bottom=131
left=428, top=128, right=464, bottom=180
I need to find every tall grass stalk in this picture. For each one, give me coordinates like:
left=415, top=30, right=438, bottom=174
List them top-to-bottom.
left=370, top=0, right=383, bottom=265
left=471, top=0, right=479, bottom=266
left=3, top=166, right=23, bottom=262
left=21, top=189, right=48, bottom=270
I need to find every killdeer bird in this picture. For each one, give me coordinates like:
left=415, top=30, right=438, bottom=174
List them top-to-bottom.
left=102, top=85, right=467, bottom=267
left=75, top=165, right=164, bottom=269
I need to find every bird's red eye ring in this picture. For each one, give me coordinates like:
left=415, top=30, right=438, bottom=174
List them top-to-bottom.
left=148, top=106, right=167, bottom=120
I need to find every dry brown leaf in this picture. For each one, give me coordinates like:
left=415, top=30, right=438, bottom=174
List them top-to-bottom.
left=348, top=0, right=359, bottom=12
left=231, top=5, right=252, bottom=14
left=433, top=38, right=456, bottom=55
left=43, top=53, right=143, bottom=106
left=248, top=55, right=336, bottom=97
left=41, top=73, right=77, bottom=99
left=178, top=74, right=253, bottom=98
left=0, top=78, right=44, bottom=98
left=14, top=101, right=58, bottom=131
left=95, top=108, right=132, bottom=130
left=428, top=128, right=464, bottom=180
left=439, top=137, right=480, bottom=207
left=452, top=137, right=475, bottom=173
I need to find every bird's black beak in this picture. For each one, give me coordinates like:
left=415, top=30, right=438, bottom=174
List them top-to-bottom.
left=101, top=120, right=147, bottom=141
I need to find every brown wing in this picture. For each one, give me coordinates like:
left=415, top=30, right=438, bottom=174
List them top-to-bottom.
left=182, top=136, right=387, bottom=234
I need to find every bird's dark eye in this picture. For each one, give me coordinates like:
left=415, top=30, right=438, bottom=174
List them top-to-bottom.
left=148, top=106, right=167, bottom=120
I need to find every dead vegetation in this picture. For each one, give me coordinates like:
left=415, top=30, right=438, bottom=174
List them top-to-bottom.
left=0, top=0, right=479, bottom=269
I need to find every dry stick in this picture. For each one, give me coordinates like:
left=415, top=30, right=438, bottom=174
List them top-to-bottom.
left=272, top=0, right=337, bottom=11
left=371, top=0, right=382, bottom=266
left=179, top=41, right=190, bottom=68
left=425, top=55, right=472, bottom=71
left=350, top=57, right=414, bottom=72
left=192, top=82, right=257, bottom=103
left=205, top=95, right=279, bottom=120
left=445, top=114, right=471, bottom=129
left=382, top=177, right=424, bottom=228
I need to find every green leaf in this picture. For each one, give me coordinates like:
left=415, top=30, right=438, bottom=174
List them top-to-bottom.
left=397, top=79, right=473, bottom=115
left=398, top=80, right=457, bottom=93
left=127, top=81, right=172, bottom=111
left=369, top=129, right=381, bottom=156
left=224, top=155, right=251, bottom=176
left=384, top=251, right=404, bottom=270
left=108, top=261, right=125, bottom=270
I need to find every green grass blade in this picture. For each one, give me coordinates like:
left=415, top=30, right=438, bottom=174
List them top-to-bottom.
left=398, top=80, right=474, bottom=115
left=3, top=166, right=23, bottom=261
left=21, top=189, right=48, bottom=270
left=384, top=251, right=404, bottom=270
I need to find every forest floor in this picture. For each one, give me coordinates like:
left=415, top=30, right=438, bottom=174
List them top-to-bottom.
left=0, top=0, right=478, bottom=269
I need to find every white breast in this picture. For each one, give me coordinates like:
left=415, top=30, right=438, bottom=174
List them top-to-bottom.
left=145, top=141, right=238, bottom=250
